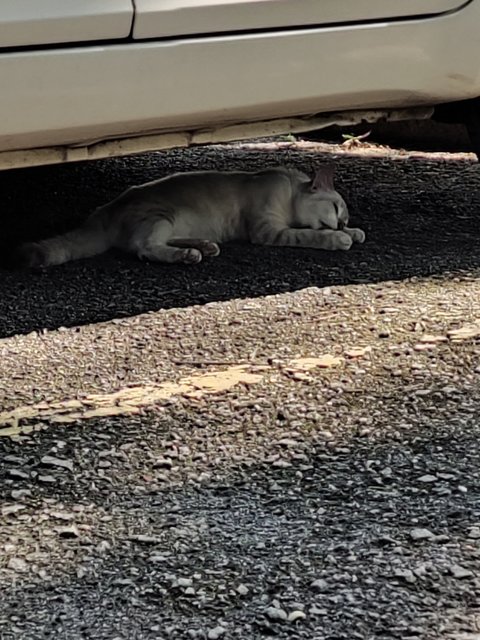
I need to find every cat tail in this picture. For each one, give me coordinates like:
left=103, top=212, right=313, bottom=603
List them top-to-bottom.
left=13, top=215, right=111, bottom=269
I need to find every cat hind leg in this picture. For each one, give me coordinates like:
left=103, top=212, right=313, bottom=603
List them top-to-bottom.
left=133, top=219, right=203, bottom=264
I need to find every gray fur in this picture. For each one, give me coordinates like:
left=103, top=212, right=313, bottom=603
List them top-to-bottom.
left=16, top=166, right=365, bottom=268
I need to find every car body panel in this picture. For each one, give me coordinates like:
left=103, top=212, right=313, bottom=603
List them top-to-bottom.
left=0, top=0, right=133, bottom=48
left=132, top=0, right=468, bottom=39
left=0, top=1, right=479, bottom=168
left=1, top=3, right=480, bottom=155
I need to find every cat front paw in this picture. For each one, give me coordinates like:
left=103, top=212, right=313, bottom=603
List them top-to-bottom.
left=344, top=227, right=366, bottom=244
left=332, top=232, right=353, bottom=251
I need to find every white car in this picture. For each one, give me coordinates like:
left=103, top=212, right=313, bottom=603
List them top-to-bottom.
left=2, top=0, right=480, bottom=170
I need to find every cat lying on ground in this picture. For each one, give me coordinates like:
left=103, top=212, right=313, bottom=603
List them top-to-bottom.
left=15, top=165, right=365, bottom=268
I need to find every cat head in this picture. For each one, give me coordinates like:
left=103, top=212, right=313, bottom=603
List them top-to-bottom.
left=293, top=166, right=349, bottom=231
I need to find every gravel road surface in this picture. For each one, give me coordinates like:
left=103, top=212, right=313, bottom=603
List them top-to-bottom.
left=1, top=140, right=480, bottom=640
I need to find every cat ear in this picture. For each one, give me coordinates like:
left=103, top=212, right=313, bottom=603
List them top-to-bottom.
left=311, top=165, right=335, bottom=192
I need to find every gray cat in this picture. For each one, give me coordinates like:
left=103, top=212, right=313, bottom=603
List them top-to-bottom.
left=15, top=165, right=365, bottom=268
